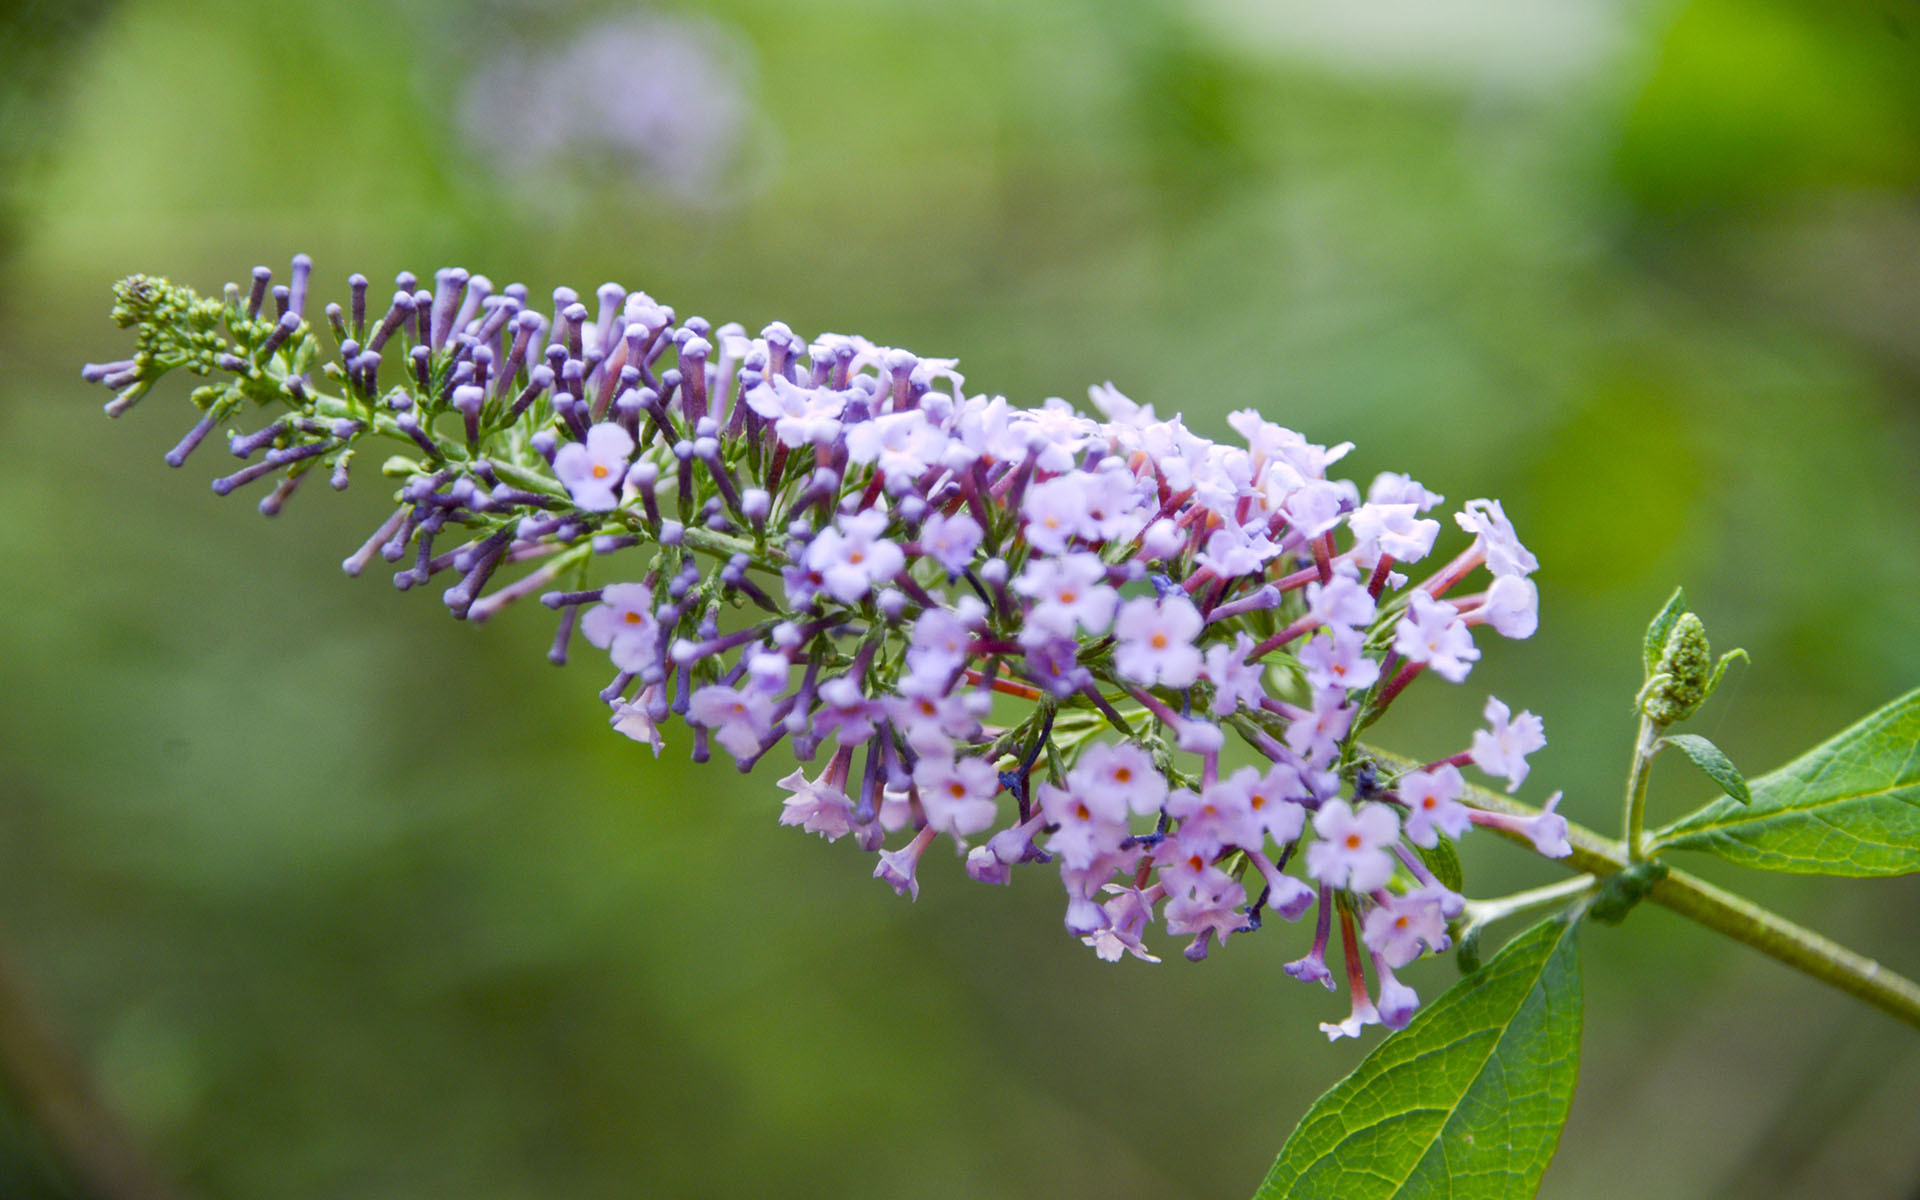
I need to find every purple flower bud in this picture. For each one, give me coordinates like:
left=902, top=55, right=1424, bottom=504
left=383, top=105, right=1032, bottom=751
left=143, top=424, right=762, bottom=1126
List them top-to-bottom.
left=246, top=266, right=271, bottom=318
left=430, top=267, right=468, bottom=349
left=348, top=273, right=369, bottom=338
left=455, top=274, right=491, bottom=339
left=368, top=291, right=415, bottom=353
left=562, top=301, right=589, bottom=359
left=506, top=363, right=554, bottom=425
left=453, top=384, right=485, bottom=447
left=164, top=409, right=222, bottom=468
left=210, top=457, right=282, bottom=496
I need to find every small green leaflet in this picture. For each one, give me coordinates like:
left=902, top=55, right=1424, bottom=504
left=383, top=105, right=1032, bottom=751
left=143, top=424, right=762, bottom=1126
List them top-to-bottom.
left=1643, top=587, right=1687, bottom=677
left=1653, top=688, right=1920, bottom=876
left=1662, top=734, right=1750, bottom=805
left=1413, top=834, right=1465, bottom=893
left=1256, top=919, right=1582, bottom=1200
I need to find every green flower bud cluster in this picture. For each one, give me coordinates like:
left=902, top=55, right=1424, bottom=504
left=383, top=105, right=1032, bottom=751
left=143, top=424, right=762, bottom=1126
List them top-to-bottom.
left=111, top=274, right=231, bottom=379
left=1636, top=588, right=1746, bottom=727
left=1644, top=613, right=1710, bottom=725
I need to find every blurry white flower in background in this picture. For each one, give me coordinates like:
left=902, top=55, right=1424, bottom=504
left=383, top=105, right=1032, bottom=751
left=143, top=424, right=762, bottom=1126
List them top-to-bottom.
left=458, top=9, right=765, bottom=205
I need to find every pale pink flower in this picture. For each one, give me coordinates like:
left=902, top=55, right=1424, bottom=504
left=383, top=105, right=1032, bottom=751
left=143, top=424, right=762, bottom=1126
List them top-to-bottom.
left=745, top=377, right=845, bottom=446
left=844, top=409, right=948, bottom=482
left=552, top=422, right=635, bottom=511
left=1367, top=471, right=1443, bottom=511
left=1021, top=475, right=1090, bottom=553
left=1456, top=497, right=1538, bottom=578
left=1348, top=501, right=1440, bottom=564
left=806, top=510, right=904, bottom=604
left=917, top=510, right=982, bottom=575
left=1015, top=551, right=1117, bottom=637
left=1305, top=570, right=1376, bottom=630
left=1475, top=574, right=1539, bottom=640
left=580, top=582, right=660, bottom=672
left=1393, top=591, right=1480, bottom=683
left=1113, top=595, right=1204, bottom=687
left=905, top=598, right=983, bottom=677
left=1298, top=625, right=1380, bottom=694
left=1203, top=632, right=1267, bottom=715
left=887, top=675, right=986, bottom=755
left=686, top=684, right=773, bottom=760
left=1285, top=687, right=1354, bottom=767
left=608, top=691, right=664, bottom=756
left=1470, top=696, right=1547, bottom=792
left=1068, top=741, right=1167, bottom=817
left=913, top=754, right=1001, bottom=837
left=777, top=764, right=855, bottom=841
left=1398, top=764, right=1471, bottom=847
left=1240, top=765, right=1308, bottom=845
left=1166, top=777, right=1257, bottom=859
left=1039, top=780, right=1130, bottom=870
left=1305, top=799, right=1400, bottom=892
left=1163, top=868, right=1250, bottom=957
left=1082, top=885, right=1162, bottom=963
left=1363, top=890, right=1451, bottom=968
left=1320, top=996, right=1381, bottom=1042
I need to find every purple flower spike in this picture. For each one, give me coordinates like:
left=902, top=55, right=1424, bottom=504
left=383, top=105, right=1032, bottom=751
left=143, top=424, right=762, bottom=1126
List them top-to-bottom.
left=89, top=257, right=1560, bottom=1041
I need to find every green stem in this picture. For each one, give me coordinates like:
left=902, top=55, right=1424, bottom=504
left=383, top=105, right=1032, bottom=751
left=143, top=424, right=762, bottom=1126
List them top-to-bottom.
left=1622, top=714, right=1663, bottom=862
left=1366, top=745, right=1920, bottom=1032
left=1460, top=875, right=1597, bottom=932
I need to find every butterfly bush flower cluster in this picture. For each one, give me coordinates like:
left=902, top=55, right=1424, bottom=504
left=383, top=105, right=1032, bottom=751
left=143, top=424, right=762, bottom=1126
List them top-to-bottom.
left=85, top=256, right=1571, bottom=1040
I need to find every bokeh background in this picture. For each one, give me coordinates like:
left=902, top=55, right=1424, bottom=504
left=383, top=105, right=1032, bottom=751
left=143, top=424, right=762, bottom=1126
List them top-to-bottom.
left=2, top=0, right=1918, bottom=1196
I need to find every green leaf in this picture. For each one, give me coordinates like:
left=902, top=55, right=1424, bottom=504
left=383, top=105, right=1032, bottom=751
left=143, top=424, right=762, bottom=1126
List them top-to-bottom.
left=1643, top=587, right=1687, bottom=677
left=1702, top=647, right=1748, bottom=704
left=1653, top=688, right=1920, bottom=875
left=1662, top=733, right=1750, bottom=805
left=1412, top=835, right=1464, bottom=893
left=1256, top=919, right=1582, bottom=1200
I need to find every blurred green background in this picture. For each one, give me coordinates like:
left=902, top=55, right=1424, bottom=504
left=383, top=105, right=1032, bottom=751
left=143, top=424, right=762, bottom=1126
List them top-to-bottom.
left=2, top=0, right=1918, bottom=1196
